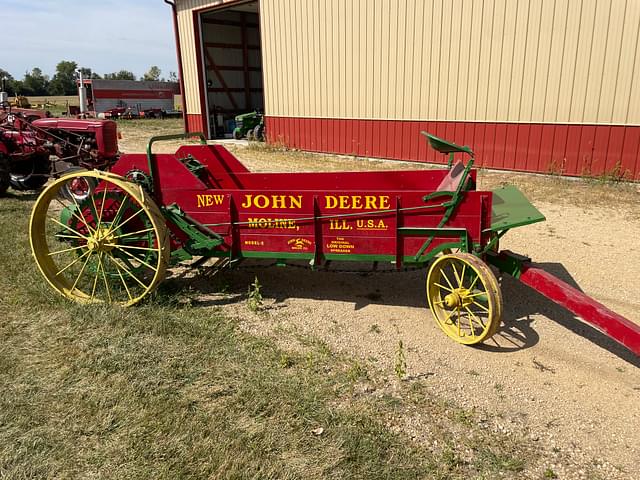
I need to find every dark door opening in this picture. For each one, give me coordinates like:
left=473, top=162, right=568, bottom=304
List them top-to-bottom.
left=199, top=1, right=263, bottom=138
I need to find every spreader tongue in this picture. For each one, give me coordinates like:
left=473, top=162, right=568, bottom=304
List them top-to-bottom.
left=489, top=250, right=640, bottom=356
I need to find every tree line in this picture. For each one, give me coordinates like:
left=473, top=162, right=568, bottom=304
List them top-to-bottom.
left=1, top=61, right=177, bottom=97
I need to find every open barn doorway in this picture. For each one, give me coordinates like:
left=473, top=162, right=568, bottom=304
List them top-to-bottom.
left=198, top=1, right=263, bottom=139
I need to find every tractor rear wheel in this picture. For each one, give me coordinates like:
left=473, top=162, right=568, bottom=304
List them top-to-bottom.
left=253, top=124, right=265, bottom=141
left=10, top=153, right=50, bottom=191
left=0, top=154, right=9, bottom=196
left=30, top=170, right=169, bottom=306
left=426, top=253, right=502, bottom=345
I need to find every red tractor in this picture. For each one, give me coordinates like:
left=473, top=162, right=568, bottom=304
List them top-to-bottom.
left=0, top=103, right=119, bottom=196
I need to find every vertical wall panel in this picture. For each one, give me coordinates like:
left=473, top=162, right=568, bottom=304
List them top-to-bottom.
left=178, top=0, right=640, bottom=177
left=191, top=0, right=640, bottom=124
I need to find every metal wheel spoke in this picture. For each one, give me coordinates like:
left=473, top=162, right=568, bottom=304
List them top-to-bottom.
left=94, top=187, right=109, bottom=231
left=70, top=194, right=96, bottom=235
left=107, top=195, right=132, bottom=233
left=54, top=198, right=94, bottom=235
left=107, top=205, right=144, bottom=235
left=49, top=216, right=90, bottom=241
left=114, top=227, right=155, bottom=240
left=55, top=233, right=87, bottom=241
left=107, top=243, right=158, bottom=253
left=48, top=244, right=86, bottom=256
left=114, top=246, right=158, bottom=272
left=56, top=249, right=91, bottom=276
left=71, top=251, right=93, bottom=291
left=98, top=253, right=112, bottom=302
left=91, top=254, right=101, bottom=299
left=107, top=255, right=151, bottom=290
left=107, top=256, right=133, bottom=302
left=451, top=262, right=462, bottom=286
left=459, top=264, right=466, bottom=289
left=441, top=269, right=455, bottom=291
left=467, top=273, right=481, bottom=292
left=433, top=282, right=454, bottom=293
left=465, top=291, right=488, bottom=299
left=472, top=300, right=490, bottom=313
left=464, top=306, right=480, bottom=336
left=456, top=307, right=461, bottom=337
left=442, top=309, right=455, bottom=325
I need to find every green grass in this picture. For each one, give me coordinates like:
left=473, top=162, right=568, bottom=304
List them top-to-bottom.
left=0, top=192, right=539, bottom=479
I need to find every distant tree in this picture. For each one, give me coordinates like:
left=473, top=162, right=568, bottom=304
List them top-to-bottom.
left=49, top=60, right=78, bottom=95
left=143, top=66, right=162, bottom=82
left=78, top=67, right=101, bottom=80
left=22, top=68, right=49, bottom=96
left=0, top=69, right=17, bottom=95
left=103, top=70, right=136, bottom=81
left=168, top=71, right=178, bottom=83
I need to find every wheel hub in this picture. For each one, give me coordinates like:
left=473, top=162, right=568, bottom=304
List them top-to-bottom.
left=86, top=227, right=117, bottom=253
left=444, top=288, right=472, bottom=308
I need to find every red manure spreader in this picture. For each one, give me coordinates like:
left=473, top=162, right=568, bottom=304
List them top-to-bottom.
left=28, top=132, right=640, bottom=356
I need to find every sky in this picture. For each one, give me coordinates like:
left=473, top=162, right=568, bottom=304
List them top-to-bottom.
left=2, top=0, right=178, bottom=79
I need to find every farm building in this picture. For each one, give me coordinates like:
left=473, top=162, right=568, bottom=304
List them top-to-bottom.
left=168, top=0, right=640, bottom=179
left=79, top=79, right=179, bottom=116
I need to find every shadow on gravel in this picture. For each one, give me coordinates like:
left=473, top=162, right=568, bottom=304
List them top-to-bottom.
left=169, top=259, right=639, bottom=367
left=498, top=264, right=640, bottom=367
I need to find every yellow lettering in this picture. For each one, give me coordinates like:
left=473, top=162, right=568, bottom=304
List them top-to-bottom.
left=196, top=194, right=207, bottom=208
left=212, top=194, right=224, bottom=205
left=241, top=195, right=253, bottom=209
left=254, top=195, right=268, bottom=209
left=272, top=195, right=286, bottom=209
left=289, top=195, right=302, bottom=209
left=325, top=195, right=338, bottom=209
left=338, top=196, right=349, bottom=209
left=352, top=196, right=362, bottom=209
left=365, top=196, right=377, bottom=209
left=380, top=196, right=390, bottom=209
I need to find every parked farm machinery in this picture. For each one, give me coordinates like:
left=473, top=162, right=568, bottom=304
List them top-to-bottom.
left=0, top=103, right=119, bottom=195
left=28, top=132, right=640, bottom=356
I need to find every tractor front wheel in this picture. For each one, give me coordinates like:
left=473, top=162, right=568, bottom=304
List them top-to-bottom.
left=30, top=170, right=169, bottom=306
left=426, top=253, right=502, bottom=345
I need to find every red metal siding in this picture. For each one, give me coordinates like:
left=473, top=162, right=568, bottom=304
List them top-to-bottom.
left=186, top=113, right=205, bottom=133
left=265, top=117, right=640, bottom=179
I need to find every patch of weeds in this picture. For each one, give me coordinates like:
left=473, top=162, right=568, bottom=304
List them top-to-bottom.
left=586, top=161, right=630, bottom=185
left=247, top=276, right=263, bottom=312
left=369, top=323, right=381, bottom=334
left=395, top=340, right=407, bottom=380
left=279, top=353, right=295, bottom=368
left=532, top=357, right=555, bottom=373
left=347, top=361, right=368, bottom=382
left=616, top=366, right=625, bottom=373
left=467, top=370, right=480, bottom=376
left=494, top=383, right=504, bottom=392
left=453, top=408, right=474, bottom=427
left=439, top=446, right=464, bottom=472
left=476, top=448, right=525, bottom=473
left=544, top=467, right=558, bottom=478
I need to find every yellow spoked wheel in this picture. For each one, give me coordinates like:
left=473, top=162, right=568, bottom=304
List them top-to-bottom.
left=29, top=170, right=169, bottom=306
left=426, top=253, right=502, bottom=345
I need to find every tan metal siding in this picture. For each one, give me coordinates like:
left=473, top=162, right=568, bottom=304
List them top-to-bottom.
left=176, top=0, right=230, bottom=114
left=259, top=0, right=640, bottom=125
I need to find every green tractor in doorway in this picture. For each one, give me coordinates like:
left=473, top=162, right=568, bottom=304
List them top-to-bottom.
left=232, top=111, right=265, bottom=141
